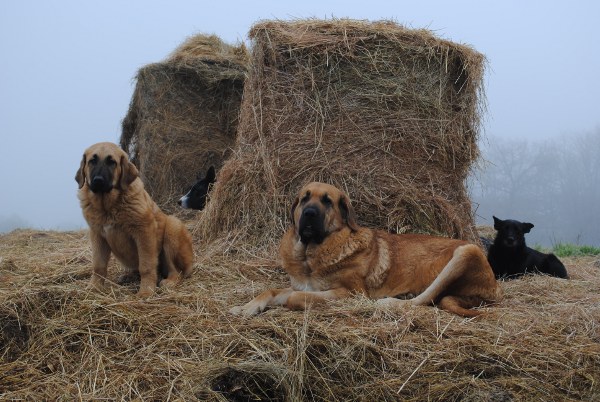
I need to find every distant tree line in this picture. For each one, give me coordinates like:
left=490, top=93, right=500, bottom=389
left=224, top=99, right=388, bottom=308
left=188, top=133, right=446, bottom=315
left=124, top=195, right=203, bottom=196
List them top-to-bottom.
left=469, top=128, right=600, bottom=247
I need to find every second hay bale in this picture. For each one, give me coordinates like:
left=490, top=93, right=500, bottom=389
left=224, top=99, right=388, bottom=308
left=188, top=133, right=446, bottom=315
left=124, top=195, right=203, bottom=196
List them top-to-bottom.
left=120, top=34, right=248, bottom=213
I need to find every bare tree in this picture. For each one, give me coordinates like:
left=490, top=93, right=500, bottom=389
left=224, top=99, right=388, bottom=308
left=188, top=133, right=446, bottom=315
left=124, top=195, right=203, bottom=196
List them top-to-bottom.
left=470, top=128, right=600, bottom=246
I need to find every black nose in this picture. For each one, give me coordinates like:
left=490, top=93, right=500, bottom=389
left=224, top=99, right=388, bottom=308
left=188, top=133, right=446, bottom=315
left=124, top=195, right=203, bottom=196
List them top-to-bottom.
left=91, top=176, right=105, bottom=187
left=302, top=206, right=318, bottom=218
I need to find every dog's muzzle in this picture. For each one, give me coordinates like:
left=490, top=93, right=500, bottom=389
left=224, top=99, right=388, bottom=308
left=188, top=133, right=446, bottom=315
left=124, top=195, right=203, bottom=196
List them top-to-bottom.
left=89, top=175, right=113, bottom=193
left=298, top=205, right=326, bottom=244
left=503, top=236, right=517, bottom=247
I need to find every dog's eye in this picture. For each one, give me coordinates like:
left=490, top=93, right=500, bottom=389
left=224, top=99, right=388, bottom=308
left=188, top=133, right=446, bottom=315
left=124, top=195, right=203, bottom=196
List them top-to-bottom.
left=88, top=155, right=98, bottom=165
left=106, top=158, right=116, bottom=166
left=300, top=192, right=311, bottom=204
left=321, top=195, right=332, bottom=206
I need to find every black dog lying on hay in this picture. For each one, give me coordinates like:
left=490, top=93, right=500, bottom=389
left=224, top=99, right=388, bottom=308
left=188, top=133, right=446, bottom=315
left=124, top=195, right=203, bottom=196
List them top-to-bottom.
left=178, top=166, right=216, bottom=210
left=487, top=216, right=568, bottom=279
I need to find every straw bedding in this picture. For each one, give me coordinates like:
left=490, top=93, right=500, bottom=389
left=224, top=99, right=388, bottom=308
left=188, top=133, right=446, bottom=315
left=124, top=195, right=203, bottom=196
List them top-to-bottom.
left=197, top=19, right=485, bottom=252
left=120, top=34, right=248, bottom=213
left=1, top=229, right=599, bottom=400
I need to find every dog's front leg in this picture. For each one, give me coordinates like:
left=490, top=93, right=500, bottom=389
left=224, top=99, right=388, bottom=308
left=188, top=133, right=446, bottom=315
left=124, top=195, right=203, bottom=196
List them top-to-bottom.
left=88, top=231, right=111, bottom=292
left=134, top=232, right=159, bottom=297
left=230, top=287, right=352, bottom=316
left=230, top=288, right=294, bottom=316
left=285, top=288, right=353, bottom=311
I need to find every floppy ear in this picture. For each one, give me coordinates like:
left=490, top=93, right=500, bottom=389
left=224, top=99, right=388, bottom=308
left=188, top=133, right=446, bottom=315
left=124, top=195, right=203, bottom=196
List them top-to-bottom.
left=75, top=154, right=86, bottom=189
left=119, top=155, right=139, bottom=191
left=206, top=166, right=216, bottom=183
left=339, top=194, right=359, bottom=231
left=290, top=196, right=300, bottom=226
left=493, top=216, right=502, bottom=230
left=522, top=222, right=534, bottom=233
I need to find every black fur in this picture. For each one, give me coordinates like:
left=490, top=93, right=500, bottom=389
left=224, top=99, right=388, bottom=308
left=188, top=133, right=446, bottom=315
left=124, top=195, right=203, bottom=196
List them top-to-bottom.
left=88, top=154, right=116, bottom=193
left=178, top=166, right=216, bottom=210
left=298, top=204, right=327, bottom=245
left=487, top=216, right=568, bottom=279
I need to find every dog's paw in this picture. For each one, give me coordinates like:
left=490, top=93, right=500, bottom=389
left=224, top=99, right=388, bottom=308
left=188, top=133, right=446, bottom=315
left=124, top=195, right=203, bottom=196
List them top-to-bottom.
left=87, top=277, right=106, bottom=293
left=158, top=278, right=179, bottom=289
left=135, top=287, right=155, bottom=298
left=229, top=303, right=262, bottom=317
left=229, top=306, right=244, bottom=315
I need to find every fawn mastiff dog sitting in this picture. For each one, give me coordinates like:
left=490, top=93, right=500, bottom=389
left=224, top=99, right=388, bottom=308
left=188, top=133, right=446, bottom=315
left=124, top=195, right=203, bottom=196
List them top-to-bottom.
left=76, top=142, right=193, bottom=297
left=230, top=182, right=502, bottom=317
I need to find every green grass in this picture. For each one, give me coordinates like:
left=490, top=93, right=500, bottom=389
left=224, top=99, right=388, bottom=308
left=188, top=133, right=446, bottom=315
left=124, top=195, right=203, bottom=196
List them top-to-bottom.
left=549, top=243, right=600, bottom=257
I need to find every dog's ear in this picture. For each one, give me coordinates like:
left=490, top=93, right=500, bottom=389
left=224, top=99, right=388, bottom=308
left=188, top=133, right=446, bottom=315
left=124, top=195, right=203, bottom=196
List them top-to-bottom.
left=75, top=154, right=86, bottom=189
left=119, top=155, right=139, bottom=191
left=206, top=166, right=216, bottom=183
left=339, top=193, right=359, bottom=231
left=290, top=196, right=300, bottom=226
left=493, top=216, right=502, bottom=230
left=522, top=222, right=534, bottom=233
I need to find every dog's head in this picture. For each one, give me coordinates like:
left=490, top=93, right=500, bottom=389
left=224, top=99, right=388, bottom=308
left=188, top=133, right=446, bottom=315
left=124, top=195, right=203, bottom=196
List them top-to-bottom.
left=75, top=142, right=139, bottom=193
left=178, top=166, right=216, bottom=210
left=291, top=182, right=359, bottom=244
left=492, top=216, right=534, bottom=249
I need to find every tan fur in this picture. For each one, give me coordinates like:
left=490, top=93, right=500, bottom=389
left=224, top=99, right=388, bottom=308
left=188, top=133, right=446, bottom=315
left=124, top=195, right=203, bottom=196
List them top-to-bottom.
left=76, top=142, right=193, bottom=297
left=230, top=182, right=502, bottom=317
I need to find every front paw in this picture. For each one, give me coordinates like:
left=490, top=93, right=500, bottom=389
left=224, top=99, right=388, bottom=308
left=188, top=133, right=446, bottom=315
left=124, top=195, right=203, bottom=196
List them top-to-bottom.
left=88, top=275, right=106, bottom=292
left=158, top=277, right=179, bottom=289
left=135, top=285, right=155, bottom=298
left=229, top=303, right=262, bottom=317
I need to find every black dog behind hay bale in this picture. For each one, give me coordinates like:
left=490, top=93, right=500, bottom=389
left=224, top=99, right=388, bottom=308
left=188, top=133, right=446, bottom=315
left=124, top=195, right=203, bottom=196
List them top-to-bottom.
left=197, top=19, right=486, bottom=251
left=120, top=34, right=248, bottom=213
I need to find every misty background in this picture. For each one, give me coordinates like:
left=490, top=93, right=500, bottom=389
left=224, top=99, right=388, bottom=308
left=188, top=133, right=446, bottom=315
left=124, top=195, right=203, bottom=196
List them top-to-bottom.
left=1, top=1, right=599, bottom=246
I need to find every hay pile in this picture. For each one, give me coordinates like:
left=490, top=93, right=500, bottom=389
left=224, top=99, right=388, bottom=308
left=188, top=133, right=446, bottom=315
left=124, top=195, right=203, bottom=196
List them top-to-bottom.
left=197, top=19, right=485, bottom=251
left=120, top=34, right=248, bottom=213
left=1, top=229, right=599, bottom=400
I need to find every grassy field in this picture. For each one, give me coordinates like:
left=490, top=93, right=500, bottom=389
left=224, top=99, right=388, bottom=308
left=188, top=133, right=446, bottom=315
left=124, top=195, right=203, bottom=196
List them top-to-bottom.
left=1, top=228, right=599, bottom=400
left=551, top=244, right=600, bottom=258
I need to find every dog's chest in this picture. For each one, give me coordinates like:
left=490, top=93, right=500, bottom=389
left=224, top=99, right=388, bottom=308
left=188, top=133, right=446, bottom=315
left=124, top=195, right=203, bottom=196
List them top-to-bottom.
left=101, top=223, right=128, bottom=239
left=101, top=224, right=136, bottom=257
left=102, top=224, right=115, bottom=236
left=290, top=275, right=327, bottom=291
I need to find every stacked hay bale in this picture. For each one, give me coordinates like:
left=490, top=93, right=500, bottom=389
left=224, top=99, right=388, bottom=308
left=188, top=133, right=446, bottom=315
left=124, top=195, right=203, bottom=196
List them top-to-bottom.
left=197, top=19, right=486, bottom=250
left=120, top=34, right=248, bottom=213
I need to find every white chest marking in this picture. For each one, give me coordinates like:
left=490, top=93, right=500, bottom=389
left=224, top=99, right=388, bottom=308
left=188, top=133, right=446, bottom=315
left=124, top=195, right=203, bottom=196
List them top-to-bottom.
left=290, top=277, right=318, bottom=291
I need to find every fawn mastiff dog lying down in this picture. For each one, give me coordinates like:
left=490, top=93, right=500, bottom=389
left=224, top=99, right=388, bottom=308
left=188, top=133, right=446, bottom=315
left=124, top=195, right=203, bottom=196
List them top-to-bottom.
left=76, top=142, right=193, bottom=297
left=230, top=182, right=502, bottom=317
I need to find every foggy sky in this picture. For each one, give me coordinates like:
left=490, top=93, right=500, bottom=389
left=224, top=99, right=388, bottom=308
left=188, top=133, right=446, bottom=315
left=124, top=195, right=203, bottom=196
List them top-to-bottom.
left=1, top=0, right=599, bottom=233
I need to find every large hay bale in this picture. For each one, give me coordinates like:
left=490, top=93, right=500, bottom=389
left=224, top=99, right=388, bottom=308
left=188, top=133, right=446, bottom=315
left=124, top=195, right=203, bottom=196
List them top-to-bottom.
left=197, top=19, right=485, bottom=250
left=120, top=34, right=248, bottom=213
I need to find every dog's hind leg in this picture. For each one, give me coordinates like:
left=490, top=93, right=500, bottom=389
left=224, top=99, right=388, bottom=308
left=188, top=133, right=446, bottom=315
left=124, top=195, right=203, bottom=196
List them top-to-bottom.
left=164, top=216, right=194, bottom=279
left=178, top=231, right=194, bottom=279
left=379, top=244, right=498, bottom=315
left=406, top=245, right=478, bottom=307
left=158, top=247, right=181, bottom=289
left=542, top=254, right=569, bottom=279
left=437, top=296, right=484, bottom=317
